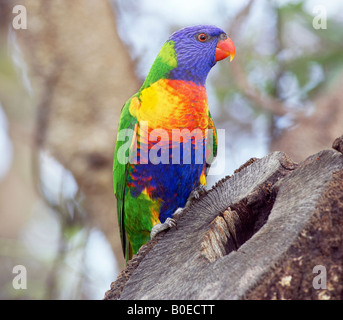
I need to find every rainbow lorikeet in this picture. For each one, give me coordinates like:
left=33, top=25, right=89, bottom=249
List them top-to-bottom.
left=113, top=25, right=235, bottom=262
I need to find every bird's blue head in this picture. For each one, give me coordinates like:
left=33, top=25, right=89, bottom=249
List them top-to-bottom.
left=140, top=25, right=235, bottom=91
left=167, top=25, right=235, bottom=86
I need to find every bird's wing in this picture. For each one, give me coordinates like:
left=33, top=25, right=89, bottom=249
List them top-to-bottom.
left=113, top=95, right=139, bottom=262
left=205, top=110, right=218, bottom=174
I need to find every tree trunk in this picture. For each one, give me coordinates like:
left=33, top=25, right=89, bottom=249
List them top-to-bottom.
left=16, top=0, right=139, bottom=267
left=105, top=135, right=343, bottom=300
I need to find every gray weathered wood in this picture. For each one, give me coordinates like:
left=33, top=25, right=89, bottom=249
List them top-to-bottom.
left=104, top=142, right=343, bottom=300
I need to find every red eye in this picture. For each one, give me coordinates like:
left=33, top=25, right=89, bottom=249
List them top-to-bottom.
left=198, top=33, right=207, bottom=42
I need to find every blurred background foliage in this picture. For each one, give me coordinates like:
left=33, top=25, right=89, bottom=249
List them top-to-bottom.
left=0, top=0, right=342, bottom=299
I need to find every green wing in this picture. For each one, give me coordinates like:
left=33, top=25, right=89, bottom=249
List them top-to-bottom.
left=113, top=95, right=138, bottom=262
left=206, top=110, right=218, bottom=174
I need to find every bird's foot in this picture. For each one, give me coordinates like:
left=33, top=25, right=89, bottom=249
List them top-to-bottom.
left=190, top=184, right=207, bottom=200
left=185, top=185, right=207, bottom=207
left=150, top=207, right=185, bottom=239
left=172, top=207, right=184, bottom=219
left=150, top=217, right=177, bottom=239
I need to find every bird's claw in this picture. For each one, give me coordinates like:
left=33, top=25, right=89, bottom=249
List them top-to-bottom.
left=190, top=184, right=207, bottom=200
left=185, top=185, right=207, bottom=208
left=149, top=186, right=206, bottom=240
left=172, top=207, right=184, bottom=219
left=150, top=217, right=177, bottom=239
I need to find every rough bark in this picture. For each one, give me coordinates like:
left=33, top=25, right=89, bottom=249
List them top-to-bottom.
left=104, top=135, right=343, bottom=300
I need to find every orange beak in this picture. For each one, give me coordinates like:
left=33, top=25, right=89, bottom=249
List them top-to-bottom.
left=215, top=37, right=235, bottom=62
